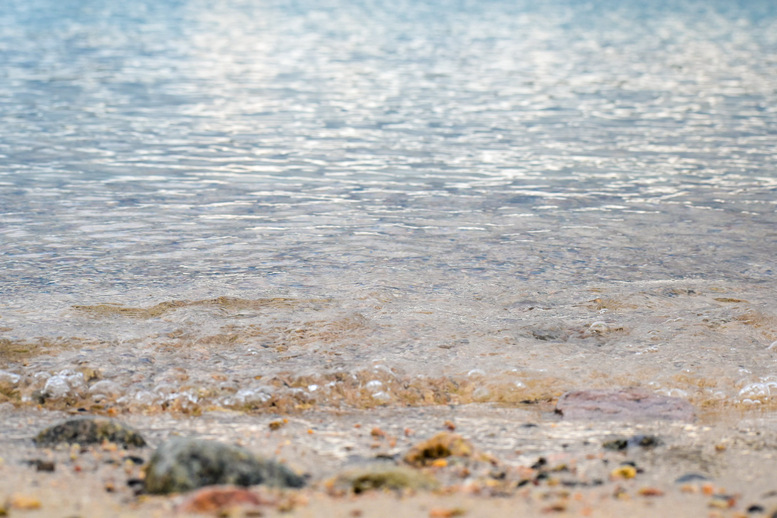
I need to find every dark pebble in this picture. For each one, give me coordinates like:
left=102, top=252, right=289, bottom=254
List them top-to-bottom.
left=33, top=417, right=146, bottom=448
left=603, top=435, right=662, bottom=451
left=143, top=437, right=305, bottom=495
left=602, top=438, right=629, bottom=451
left=25, top=459, right=56, bottom=472
left=674, top=472, right=711, bottom=483
left=746, top=504, right=765, bottom=513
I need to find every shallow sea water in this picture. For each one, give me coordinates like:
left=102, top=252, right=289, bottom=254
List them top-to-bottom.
left=1, top=0, right=776, bottom=415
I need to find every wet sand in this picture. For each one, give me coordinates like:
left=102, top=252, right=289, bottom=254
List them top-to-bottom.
left=2, top=404, right=776, bottom=517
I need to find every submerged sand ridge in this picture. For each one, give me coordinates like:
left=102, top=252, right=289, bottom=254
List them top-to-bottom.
left=1, top=280, right=777, bottom=415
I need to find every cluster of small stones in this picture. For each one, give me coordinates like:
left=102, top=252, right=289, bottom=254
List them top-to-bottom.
left=21, top=409, right=772, bottom=516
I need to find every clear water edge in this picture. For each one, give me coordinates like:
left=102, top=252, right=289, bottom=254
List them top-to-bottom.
left=1, top=0, right=777, bottom=417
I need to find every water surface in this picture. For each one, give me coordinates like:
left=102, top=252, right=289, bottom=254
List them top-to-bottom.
left=1, top=0, right=776, bottom=413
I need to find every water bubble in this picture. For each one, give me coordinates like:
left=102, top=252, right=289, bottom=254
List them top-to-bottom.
left=768, top=341, right=777, bottom=351
left=372, top=364, right=394, bottom=375
left=467, top=369, right=485, bottom=378
left=0, top=370, right=21, bottom=386
left=41, top=370, right=86, bottom=400
left=43, top=376, right=71, bottom=399
left=88, top=380, right=121, bottom=401
left=365, top=380, right=383, bottom=390
left=739, top=383, right=769, bottom=399
left=308, top=384, right=319, bottom=392
left=472, top=386, right=491, bottom=400
left=231, top=387, right=272, bottom=405
left=657, top=388, right=688, bottom=398
left=131, top=390, right=159, bottom=406
left=709, top=390, right=727, bottom=400
left=371, top=391, right=391, bottom=402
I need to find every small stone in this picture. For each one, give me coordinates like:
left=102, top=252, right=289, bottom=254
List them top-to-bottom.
left=555, top=389, right=694, bottom=421
left=34, top=417, right=146, bottom=448
left=268, top=419, right=287, bottom=431
left=404, top=432, right=474, bottom=467
left=603, top=435, right=662, bottom=450
left=144, top=437, right=305, bottom=494
left=602, top=438, right=629, bottom=451
left=26, top=459, right=56, bottom=472
left=331, top=464, right=439, bottom=494
left=610, top=466, right=637, bottom=480
left=675, top=473, right=711, bottom=484
left=177, top=485, right=271, bottom=513
left=638, top=487, right=664, bottom=497
left=9, top=494, right=41, bottom=510
left=709, top=494, right=737, bottom=509
left=429, top=507, right=467, bottom=517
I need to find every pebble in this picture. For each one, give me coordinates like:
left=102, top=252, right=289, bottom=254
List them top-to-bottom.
left=33, top=417, right=146, bottom=447
left=403, top=432, right=475, bottom=467
left=602, top=435, right=662, bottom=451
left=143, top=437, right=305, bottom=494
left=330, top=463, right=439, bottom=494
left=674, top=473, right=711, bottom=484
left=176, top=485, right=270, bottom=513
left=9, top=494, right=42, bottom=510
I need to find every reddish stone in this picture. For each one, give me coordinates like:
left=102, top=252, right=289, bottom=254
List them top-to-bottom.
left=555, top=389, right=694, bottom=421
left=177, top=485, right=272, bottom=513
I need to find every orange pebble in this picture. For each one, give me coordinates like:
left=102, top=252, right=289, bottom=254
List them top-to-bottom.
left=638, top=487, right=664, bottom=497
left=10, top=494, right=42, bottom=510
left=429, top=507, right=466, bottom=517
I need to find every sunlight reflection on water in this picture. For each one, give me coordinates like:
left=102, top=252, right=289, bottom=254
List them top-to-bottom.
left=0, top=0, right=776, bottom=411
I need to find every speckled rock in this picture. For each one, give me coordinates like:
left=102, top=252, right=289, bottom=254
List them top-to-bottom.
left=555, top=389, right=695, bottom=421
left=33, top=417, right=146, bottom=447
left=144, top=437, right=305, bottom=494
left=330, top=463, right=439, bottom=494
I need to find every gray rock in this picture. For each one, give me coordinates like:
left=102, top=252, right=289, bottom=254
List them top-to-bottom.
left=555, top=389, right=694, bottom=421
left=34, top=417, right=146, bottom=447
left=144, top=438, right=305, bottom=494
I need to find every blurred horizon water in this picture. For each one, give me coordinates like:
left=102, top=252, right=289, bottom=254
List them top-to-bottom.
left=1, top=0, right=776, bottom=414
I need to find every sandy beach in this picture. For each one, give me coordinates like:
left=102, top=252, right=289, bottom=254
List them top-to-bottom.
left=2, top=402, right=777, bottom=517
